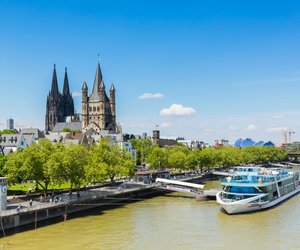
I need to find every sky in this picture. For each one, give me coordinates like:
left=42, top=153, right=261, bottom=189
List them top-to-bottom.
left=1, top=0, right=300, bottom=145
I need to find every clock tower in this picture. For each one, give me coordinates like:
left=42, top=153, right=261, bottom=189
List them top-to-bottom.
left=0, top=177, right=7, bottom=210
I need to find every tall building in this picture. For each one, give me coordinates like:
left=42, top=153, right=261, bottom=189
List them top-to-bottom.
left=82, top=63, right=116, bottom=133
left=45, top=65, right=75, bottom=131
left=6, top=118, right=14, bottom=130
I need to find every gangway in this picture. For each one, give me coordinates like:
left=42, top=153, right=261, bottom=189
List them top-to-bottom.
left=155, top=178, right=218, bottom=200
left=155, top=178, right=204, bottom=195
left=155, top=178, right=205, bottom=189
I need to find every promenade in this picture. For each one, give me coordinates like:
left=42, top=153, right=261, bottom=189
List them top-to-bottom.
left=0, top=173, right=212, bottom=233
left=1, top=181, right=151, bottom=217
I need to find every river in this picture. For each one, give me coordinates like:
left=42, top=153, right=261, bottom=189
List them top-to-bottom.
left=0, top=180, right=300, bottom=250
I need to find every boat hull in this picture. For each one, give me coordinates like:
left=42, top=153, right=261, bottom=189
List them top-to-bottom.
left=216, top=187, right=300, bottom=214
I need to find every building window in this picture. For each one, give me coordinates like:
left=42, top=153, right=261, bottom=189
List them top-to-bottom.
left=89, top=107, right=92, bottom=112
left=93, top=107, right=96, bottom=112
left=97, top=107, right=99, bottom=112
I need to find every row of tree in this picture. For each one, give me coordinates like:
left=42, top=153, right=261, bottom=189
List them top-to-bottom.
left=0, top=129, right=16, bottom=136
left=0, top=138, right=287, bottom=193
left=0, top=139, right=135, bottom=193
left=131, top=139, right=288, bottom=172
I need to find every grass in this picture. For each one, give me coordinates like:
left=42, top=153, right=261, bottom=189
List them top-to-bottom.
left=8, top=181, right=72, bottom=194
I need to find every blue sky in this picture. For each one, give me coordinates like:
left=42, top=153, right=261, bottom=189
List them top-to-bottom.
left=1, top=0, right=300, bottom=144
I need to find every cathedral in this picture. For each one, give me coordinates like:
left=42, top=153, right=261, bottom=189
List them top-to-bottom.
left=81, top=63, right=117, bottom=133
left=45, top=65, right=75, bottom=131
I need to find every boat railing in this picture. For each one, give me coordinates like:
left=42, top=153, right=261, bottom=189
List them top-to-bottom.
left=221, top=173, right=292, bottom=185
left=221, top=192, right=268, bottom=202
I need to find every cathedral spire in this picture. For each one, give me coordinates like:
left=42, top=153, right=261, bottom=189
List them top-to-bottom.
left=51, top=64, right=59, bottom=96
left=62, top=67, right=70, bottom=96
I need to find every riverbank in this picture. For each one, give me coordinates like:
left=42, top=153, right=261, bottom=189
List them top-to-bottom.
left=0, top=173, right=214, bottom=235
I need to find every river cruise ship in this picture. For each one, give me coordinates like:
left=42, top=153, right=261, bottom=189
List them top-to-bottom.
left=216, top=166, right=300, bottom=214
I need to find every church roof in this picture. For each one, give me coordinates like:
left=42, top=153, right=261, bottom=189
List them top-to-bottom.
left=89, top=63, right=103, bottom=102
left=51, top=64, right=59, bottom=97
left=62, top=67, right=70, bottom=96
left=82, top=81, right=88, bottom=90
left=110, top=83, right=115, bottom=92
left=52, top=122, right=82, bottom=132
left=21, top=128, right=45, bottom=139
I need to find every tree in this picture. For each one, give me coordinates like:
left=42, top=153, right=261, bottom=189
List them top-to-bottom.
left=62, top=128, right=72, bottom=132
left=0, top=129, right=16, bottom=136
left=131, top=138, right=153, bottom=165
left=7, top=140, right=56, bottom=191
left=88, top=140, right=135, bottom=183
left=101, top=142, right=135, bottom=183
left=46, top=143, right=67, bottom=188
left=86, top=143, right=108, bottom=184
left=62, top=144, right=88, bottom=193
left=168, top=145, right=189, bottom=170
left=146, top=146, right=168, bottom=169
left=219, top=147, right=242, bottom=169
left=201, top=148, right=221, bottom=170
left=4, top=149, right=25, bottom=184
left=186, top=149, right=201, bottom=172
left=0, top=155, right=7, bottom=176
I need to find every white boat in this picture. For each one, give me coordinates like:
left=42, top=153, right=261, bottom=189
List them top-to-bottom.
left=216, top=166, right=300, bottom=214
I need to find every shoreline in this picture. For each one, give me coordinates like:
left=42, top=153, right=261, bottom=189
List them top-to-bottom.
left=0, top=173, right=214, bottom=236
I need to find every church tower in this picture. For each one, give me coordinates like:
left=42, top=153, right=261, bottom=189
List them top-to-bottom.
left=81, top=62, right=117, bottom=133
left=45, top=65, right=75, bottom=132
left=61, top=67, right=75, bottom=118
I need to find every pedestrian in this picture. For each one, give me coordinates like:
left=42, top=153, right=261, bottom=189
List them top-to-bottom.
left=29, top=199, right=33, bottom=207
left=17, top=204, right=21, bottom=213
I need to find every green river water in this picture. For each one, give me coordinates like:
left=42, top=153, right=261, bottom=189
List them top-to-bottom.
left=0, top=181, right=300, bottom=250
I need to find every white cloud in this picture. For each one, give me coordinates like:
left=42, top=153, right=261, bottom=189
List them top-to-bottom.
left=72, top=91, right=81, bottom=97
left=139, top=93, right=163, bottom=99
left=160, top=104, right=196, bottom=116
left=272, top=115, right=284, bottom=119
left=160, top=122, right=171, bottom=128
left=245, top=124, right=257, bottom=131
left=229, top=125, right=238, bottom=131
left=266, top=126, right=288, bottom=133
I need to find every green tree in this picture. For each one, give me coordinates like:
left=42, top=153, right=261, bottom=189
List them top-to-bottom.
left=62, top=128, right=72, bottom=132
left=0, top=129, right=16, bottom=136
left=131, top=138, right=153, bottom=165
left=88, top=140, right=135, bottom=183
left=102, top=142, right=135, bottom=182
left=46, top=143, right=67, bottom=188
left=86, top=143, right=108, bottom=184
left=62, top=144, right=88, bottom=193
left=168, top=145, right=189, bottom=170
left=146, top=146, right=168, bottom=169
left=201, top=148, right=221, bottom=170
left=4, top=149, right=25, bottom=184
left=186, top=149, right=201, bottom=172
left=0, top=155, right=7, bottom=176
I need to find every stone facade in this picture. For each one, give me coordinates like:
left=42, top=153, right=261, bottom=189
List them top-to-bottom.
left=81, top=63, right=116, bottom=133
left=45, top=65, right=75, bottom=131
